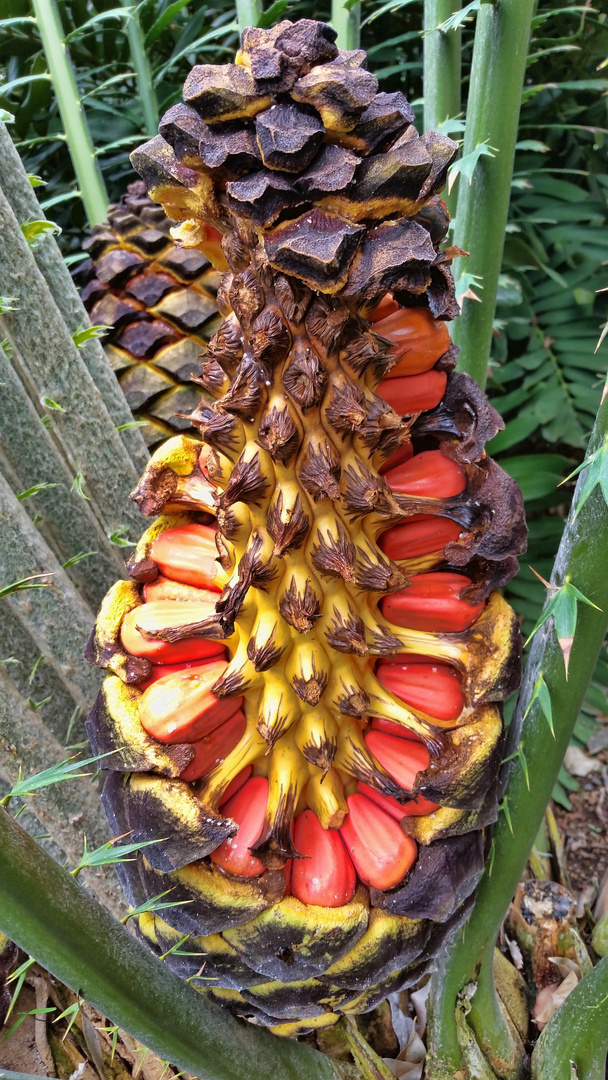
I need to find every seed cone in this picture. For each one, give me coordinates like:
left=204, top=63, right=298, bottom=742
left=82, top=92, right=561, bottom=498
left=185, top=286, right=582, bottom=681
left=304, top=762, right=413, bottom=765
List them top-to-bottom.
left=86, top=18, right=527, bottom=1035
left=73, top=182, right=223, bottom=447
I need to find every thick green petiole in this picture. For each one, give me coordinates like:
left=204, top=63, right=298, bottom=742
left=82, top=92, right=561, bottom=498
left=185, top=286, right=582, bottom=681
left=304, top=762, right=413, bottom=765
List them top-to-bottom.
left=236, top=0, right=263, bottom=32
left=331, top=0, right=360, bottom=51
left=423, top=0, right=461, bottom=214
left=451, top=0, right=535, bottom=388
left=427, top=389, right=608, bottom=1076
left=0, top=808, right=340, bottom=1080
left=531, top=956, right=608, bottom=1080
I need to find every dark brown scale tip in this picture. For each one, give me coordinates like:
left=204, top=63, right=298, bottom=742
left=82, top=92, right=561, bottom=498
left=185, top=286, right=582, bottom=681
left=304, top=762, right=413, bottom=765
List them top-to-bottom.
left=242, top=20, right=338, bottom=95
left=291, top=60, right=378, bottom=134
left=159, top=102, right=206, bottom=162
left=255, top=103, right=325, bottom=172
left=199, top=124, right=261, bottom=180
left=294, top=143, right=359, bottom=198
left=227, top=170, right=304, bottom=229
left=263, top=208, right=363, bottom=292
left=341, top=219, right=437, bottom=303
left=221, top=232, right=251, bottom=273
left=394, top=261, right=459, bottom=322
left=228, top=268, right=264, bottom=330
left=216, top=274, right=233, bottom=317
left=274, top=275, right=311, bottom=324
left=305, top=296, right=350, bottom=353
left=250, top=308, right=291, bottom=367
left=206, top=319, right=244, bottom=373
left=341, top=325, right=392, bottom=380
left=435, top=341, right=460, bottom=372
left=282, top=343, right=328, bottom=412
left=214, top=356, right=264, bottom=421
left=191, top=359, right=225, bottom=396
left=412, top=371, right=504, bottom=465
left=325, top=381, right=367, bottom=437
left=358, top=397, right=407, bottom=454
left=186, top=404, right=241, bottom=453
left=257, top=404, right=300, bottom=466
left=298, top=440, right=341, bottom=502
left=444, top=458, right=528, bottom=566
left=341, top=461, right=402, bottom=519
left=131, top=467, right=178, bottom=517
left=267, top=491, right=310, bottom=556
left=216, top=506, right=240, bottom=541
left=311, top=520, right=356, bottom=582
left=214, top=530, right=232, bottom=571
left=355, top=549, right=408, bottom=593
left=126, top=556, right=158, bottom=584
left=455, top=556, right=520, bottom=604
left=279, top=577, right=321, bottom=634
left=325, top=605, right=369, bottom=656
left=137, top=614, right=227, bottom=643
left=366, top=624, right=402, bottom=656
left=247, top=626, right=286, bottom=672
left=123, top=655, right=154, bottom=684
left=292, top=659, right=328, bottom=706
left=211, top=664, right=250, bottom=699
left=334, top=683, right=370, bottom=718
left=257, top=709, right=292, bottom=751
left=301, top=737, right=337, bottom=774
left=341, top=741, right=408, bottom=802
left=251, top=792, right=303, bottom=869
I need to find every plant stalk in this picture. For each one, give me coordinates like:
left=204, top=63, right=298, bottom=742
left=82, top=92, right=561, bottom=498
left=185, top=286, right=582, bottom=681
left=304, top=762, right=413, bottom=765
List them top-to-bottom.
left=29, top=0, right=108, bottom=226
left=119, top=0, right=158, bottom=136
left=236, top=0, right=263, bottom=32
left=331, top=0, right=360, bottom=51
left=451, top=0, right=535, bottom=388
left=423, top=1, right=461, bottom=216
left=423, top=4, right=461, bottom=123
left=427, top=389, right=608, bottom=1075
left=0, top=807, right=340, bottom=1080
left=531, top=956, right=608, bottom=1080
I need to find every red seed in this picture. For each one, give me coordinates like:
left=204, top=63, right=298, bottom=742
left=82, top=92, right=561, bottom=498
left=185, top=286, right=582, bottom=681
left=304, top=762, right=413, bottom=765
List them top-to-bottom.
left=368, top=294, right=399, bottom=322
left=371, top=308, right=450, bottom=376
left=377, top=370, right=447, bottom=416
left=378, top=442, right=414, bottom=475
left=384, top=449, right=465, bottom=498
left=379, top=515, right=462, bottom=560
left=150, top=524, right=221, bottom=591
left=382, top=572, right=485, bottom=632
left=144, top=576, right=214, bottom=603
left=121, top=598, right=223, bottom=664
left=137, top=659, right=200, bottom=692
left=139, top=660, right=243, bottom=744
left=376, top=661, right=464, bottom=722
left=180, top=711, right=246, bottom=783
left=365, top=730, right=430, bottom=790
left=219, top=765, right=253, bottom=807
left=210, top=777, right=268, bottom=877
left=357, top=782, right=439, bottom=819
left=340, top=793, right=417, bottom=891
left=291, top=810, right=356, bottom=908
left=283, top=858, right=292, bottom=895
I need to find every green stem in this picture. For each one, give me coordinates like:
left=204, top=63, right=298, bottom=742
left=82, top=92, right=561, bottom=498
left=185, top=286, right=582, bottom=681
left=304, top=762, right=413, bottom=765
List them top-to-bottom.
left=29, top=0, right=108, bottom=226
left=120, top=0, right=158, bottom=136
left=236, top=0, right=262, bottom=32
left=331, top=0, right=360, bottom=51
left=451, top=0, right=535, bottom=388
left=423, top=1, right=461, bottom=216
left=427, top=390, right=608, bottom=1075
left=0, top=808, right=340, bottom=1080
left=531, top=956, right=608, bottom=1080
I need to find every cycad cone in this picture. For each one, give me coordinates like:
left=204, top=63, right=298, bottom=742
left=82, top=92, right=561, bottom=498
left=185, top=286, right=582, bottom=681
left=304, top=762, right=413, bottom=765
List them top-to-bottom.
left=86, top=19, right=527, bottom=1035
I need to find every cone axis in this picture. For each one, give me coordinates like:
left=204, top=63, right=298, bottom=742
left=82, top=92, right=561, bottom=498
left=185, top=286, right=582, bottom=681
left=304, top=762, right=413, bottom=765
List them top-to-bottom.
left=85, top=19, right=526, bottom=1034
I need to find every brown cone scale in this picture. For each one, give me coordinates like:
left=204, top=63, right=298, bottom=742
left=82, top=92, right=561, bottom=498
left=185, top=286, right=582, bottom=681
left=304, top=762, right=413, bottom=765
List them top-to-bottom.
left=86, top=18, right=526, bottom=1034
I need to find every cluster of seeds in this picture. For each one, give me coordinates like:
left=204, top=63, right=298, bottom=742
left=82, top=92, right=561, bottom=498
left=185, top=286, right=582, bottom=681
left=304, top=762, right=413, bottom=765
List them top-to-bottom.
left=86, top=18, right=526, bottom=1033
